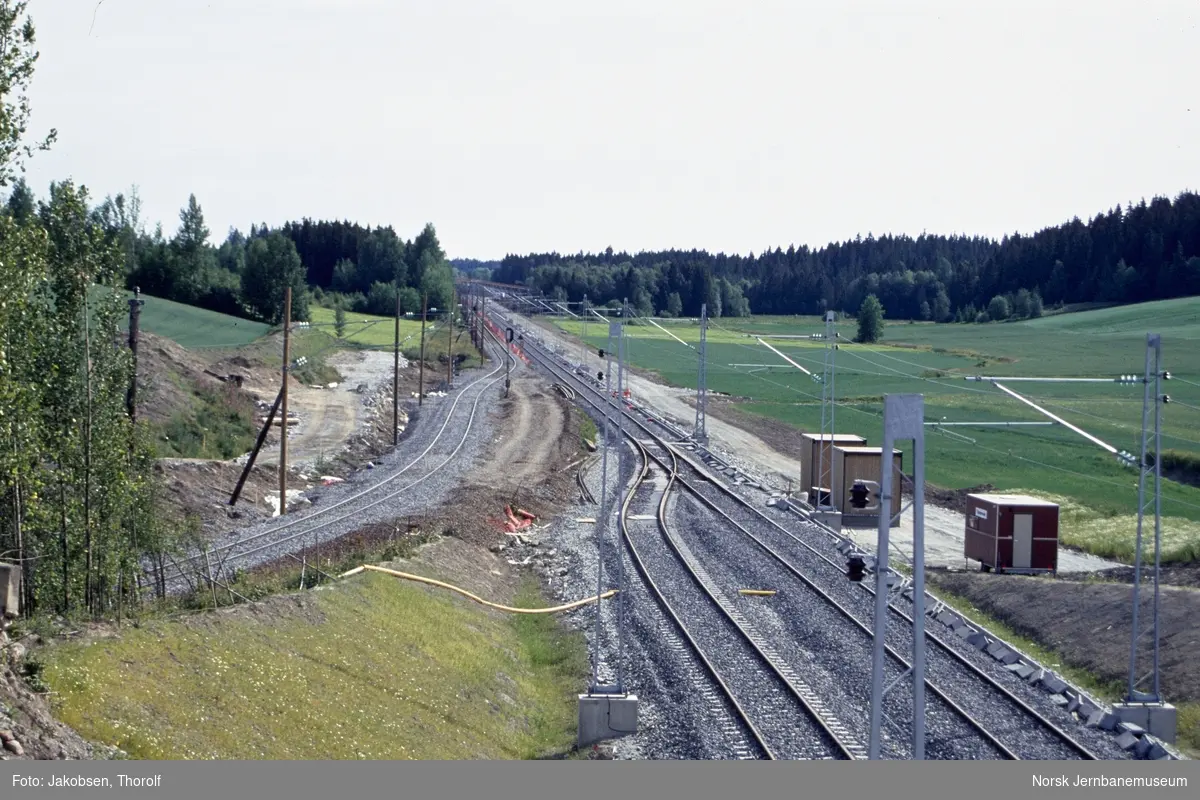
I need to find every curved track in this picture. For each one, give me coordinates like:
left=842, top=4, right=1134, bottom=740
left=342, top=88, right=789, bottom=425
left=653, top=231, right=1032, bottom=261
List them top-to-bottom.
left=502, top=307, right=1102, bottom=760
left=158, top=330, right=514, bottom=592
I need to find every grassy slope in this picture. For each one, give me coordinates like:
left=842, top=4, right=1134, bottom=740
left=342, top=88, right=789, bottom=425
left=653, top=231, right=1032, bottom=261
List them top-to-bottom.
left=116, top=291, right=272, bottom=349
left=559, top=298, right=1200, bottom=561
left=43, top=573, right=586, bottom=760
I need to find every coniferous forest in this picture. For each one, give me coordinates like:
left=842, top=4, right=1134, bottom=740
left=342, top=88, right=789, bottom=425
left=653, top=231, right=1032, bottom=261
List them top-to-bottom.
left=493, top=192, right=1200, bottom=320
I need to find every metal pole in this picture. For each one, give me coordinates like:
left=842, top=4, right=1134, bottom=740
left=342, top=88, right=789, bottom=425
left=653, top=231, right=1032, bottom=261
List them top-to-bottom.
left=279, top=286, right=291, bottom=517
left=393, top=290, right=401, bottom=446
left=418, top=293, right=427, bottom=406
left=581, top=293, right=588, bottom=366
left=695, top=303, right=708, bottom=442
left=616, top=316, right=627, bottom=695
left=591, top=328, right=616, bottom=693
left=1152, top=335, right=1164, bottom=701
left=1127, top=337, right=1153, bottom=701
left=230, top=387, right=283, bottom=505
left=870, top=394, right=926, bottom=759
left=911, top=406, right=927, bottom=761
left=868, top=417, right=893, bottom=759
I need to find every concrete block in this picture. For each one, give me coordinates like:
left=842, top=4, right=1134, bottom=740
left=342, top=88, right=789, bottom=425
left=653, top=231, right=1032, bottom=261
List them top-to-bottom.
left=0, top=564, right=19, bottom=618
left=936, top=611, right=961, bottom=628
left=954, top=625, right=973, bottom=640
left=966, top=632, right=988, bottom=649
left=985, top=640, right=1006, bottom=658
left=998, top=650, right=1021, bottom=665
left=1005, top=662, right=1025, bottom=674
left=1013, top=663, right=1036, bottom=680
left=1027, top=669, right=1045, bottom=685
left=1039, top=675, right=1068, bottom=695
left=578, top=694, right=639, bottom=747
left=1049, top=694, right=1069, bottom=708
left=1066, top=694, right=1081, bottom=714
left=1113, top=703, right=1177, bottom=744
left=1086, top=710, right=1118, bottom=730
left=1117, top=721, right=1145, bottom=736
left=1116, top=731, right=1139, bottom=751
left=1133, top=737, right=1152, bottom=759
left=1147, top=742, right=1170, bottom=760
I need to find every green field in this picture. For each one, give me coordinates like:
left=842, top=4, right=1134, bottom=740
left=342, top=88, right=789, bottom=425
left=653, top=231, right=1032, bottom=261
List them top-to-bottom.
left=115, top=291, right=273, bottom=349
left=559, top=298, right=1200, bottom=562
left=307, top=305, right=450, bottom=350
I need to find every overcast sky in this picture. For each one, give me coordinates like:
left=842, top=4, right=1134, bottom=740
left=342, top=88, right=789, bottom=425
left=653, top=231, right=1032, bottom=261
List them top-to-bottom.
left=20, top=0, right=1200, bottom=259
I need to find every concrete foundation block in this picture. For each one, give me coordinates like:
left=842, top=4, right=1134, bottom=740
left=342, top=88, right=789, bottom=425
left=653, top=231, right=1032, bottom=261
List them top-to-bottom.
left=813, top=511, right=842, bottom=530
left=0, top=564, right=20, bottom=618
left=954, top=625, right=973, bottom=640
left=966, top=632, right=988, bottom=649
left=985, top=641, right=1007, bottom=658
left=998, top=650, right=1021, bottom=665
left=1013, top=663, right=1036, bottom=680
left=1026, top=669, right=1045, bottom=685
left=1039, top=675, right=1068, bottom=695
left=578, top=694, right=639, bottom=747
left=1049, top=694, right=1069, bottom=708
left=1066, top=694, right=1081, bottom=714
left=1113, top=702, right=1177, bottom=744
left=1086, top=710, right=1117, bottom=730
left=1117, top=721, right=1145, bottom=736
left=1116, top=731, right=1139, bottom=751
left=1133, top=737, right=1152, bottom=759
left=1147, top=741, right=1170, bottom=760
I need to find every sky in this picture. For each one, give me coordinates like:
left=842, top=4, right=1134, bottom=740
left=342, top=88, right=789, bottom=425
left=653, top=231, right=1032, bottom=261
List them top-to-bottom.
left=19, top=0, right=1200, bottom=260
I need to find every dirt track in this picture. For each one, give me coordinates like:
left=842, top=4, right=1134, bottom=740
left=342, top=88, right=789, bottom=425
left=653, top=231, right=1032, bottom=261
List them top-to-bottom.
left=488, top=381, right=567, bottom=486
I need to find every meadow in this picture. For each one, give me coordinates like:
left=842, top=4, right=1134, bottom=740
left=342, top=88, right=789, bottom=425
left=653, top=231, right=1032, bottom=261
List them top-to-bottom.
left=116, top=290, right=273, bottom=349
left=559, top=298, right=1200, bottom=561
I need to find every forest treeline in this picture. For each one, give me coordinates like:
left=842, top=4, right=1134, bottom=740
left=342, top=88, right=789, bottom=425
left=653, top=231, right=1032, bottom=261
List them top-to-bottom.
left=3, top=181, right=458, bottom=326
left=493, top=192, right=1200, bottom=320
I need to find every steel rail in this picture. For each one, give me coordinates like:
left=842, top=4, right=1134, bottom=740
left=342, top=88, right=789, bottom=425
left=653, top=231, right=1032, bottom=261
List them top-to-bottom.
left=509, top=317, right=1099, bottom=761
left=163, top=332, right=513, bottom=583
left=641, top=438, right=861, bottom=760
left=616, top=440, right=776, bottom=760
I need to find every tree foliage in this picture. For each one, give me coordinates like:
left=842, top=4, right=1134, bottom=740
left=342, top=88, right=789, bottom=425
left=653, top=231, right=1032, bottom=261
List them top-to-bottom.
left=494, top=191, right=1200, bottom=321
left=856, top=294, right=885, bottom=343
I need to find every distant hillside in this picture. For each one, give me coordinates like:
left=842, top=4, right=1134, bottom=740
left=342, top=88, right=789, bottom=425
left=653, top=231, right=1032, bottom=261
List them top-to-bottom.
left=494, top=191, right=1200, bottom=322
left=119, top=291, right=272, bottom=349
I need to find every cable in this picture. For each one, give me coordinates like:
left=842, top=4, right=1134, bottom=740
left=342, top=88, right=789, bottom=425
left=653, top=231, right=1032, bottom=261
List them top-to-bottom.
left=344, top=564, right=618, bottom=613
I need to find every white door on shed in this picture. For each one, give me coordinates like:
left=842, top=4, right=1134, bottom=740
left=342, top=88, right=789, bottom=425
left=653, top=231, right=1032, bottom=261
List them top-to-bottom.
left=1013, top=513, right=1033, bottom=569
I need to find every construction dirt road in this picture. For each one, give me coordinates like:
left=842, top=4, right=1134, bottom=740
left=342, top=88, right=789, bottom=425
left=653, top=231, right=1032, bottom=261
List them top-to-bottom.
left=251, top=349, right=401, bottom=470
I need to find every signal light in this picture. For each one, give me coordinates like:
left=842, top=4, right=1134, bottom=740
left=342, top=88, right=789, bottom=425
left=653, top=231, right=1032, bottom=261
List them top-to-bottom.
left=598, top=349, right=606, bottom=358
left=597, top=371, right=605, bottom=382
left=1162, top=371, right=1172, bottom=381
left=1162, top=394, right=1171, bottom=404
left=849, top=482, right=871, bottom=509
left=846, top=556, right=866, bottom=582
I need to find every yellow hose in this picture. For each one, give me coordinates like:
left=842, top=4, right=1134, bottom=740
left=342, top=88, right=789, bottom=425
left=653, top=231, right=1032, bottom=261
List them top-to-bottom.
left=342, top=564, right=618, bottom=614
left=737, top=589, right=777, bottom=596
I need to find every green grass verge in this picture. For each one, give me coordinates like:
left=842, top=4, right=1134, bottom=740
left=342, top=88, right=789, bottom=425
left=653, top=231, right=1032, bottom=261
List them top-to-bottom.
left=116, top=290, right=272, bottom=349
left=555, top=299, right=1200, bottom=562
left=154, top=383, right=259, bottom=460
left=578, top=410, right=598, bottom=450
left=42, top=570, right=587, bottom=759
left=929, top=579, right=1200, bottom=758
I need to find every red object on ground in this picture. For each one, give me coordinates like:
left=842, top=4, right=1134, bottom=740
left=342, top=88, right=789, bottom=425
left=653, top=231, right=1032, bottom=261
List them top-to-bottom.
left=516, top=508, right=536, bottom=520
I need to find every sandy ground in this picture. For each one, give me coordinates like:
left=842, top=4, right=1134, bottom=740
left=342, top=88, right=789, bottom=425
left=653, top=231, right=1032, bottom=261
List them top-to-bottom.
left=252, top=349, right=402, bottom=469
left=836, top=495, right=1124, bottom=573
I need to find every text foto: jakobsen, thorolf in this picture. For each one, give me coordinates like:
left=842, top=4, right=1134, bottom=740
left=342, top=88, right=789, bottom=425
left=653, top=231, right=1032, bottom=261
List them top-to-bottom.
left=12, top=774, right=162, bottom=788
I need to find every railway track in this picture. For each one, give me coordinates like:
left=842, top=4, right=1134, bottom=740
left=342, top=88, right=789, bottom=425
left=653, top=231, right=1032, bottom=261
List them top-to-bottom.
left=501, top=309, right=1105, bottom=760
left=156, top=331, right=515, bottom=593
left=623, top=436, right=866, bottom=759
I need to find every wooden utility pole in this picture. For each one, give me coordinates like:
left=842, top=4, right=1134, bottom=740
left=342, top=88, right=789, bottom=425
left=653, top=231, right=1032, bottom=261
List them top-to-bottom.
left=280, top=286, right=291, bottom=516
left=126, top=288, right=144, bottom=433
left=446, top=288, right=454, bottom=388
left=393, top=290, right=401, bottom=446
left=418, top=293, right=427, bottom=407
left=229, top=387, right=283, bottom=506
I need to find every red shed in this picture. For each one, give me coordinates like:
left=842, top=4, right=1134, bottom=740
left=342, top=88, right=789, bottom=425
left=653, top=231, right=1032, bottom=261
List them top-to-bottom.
left=964, top=493, right=1059, bottom=574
